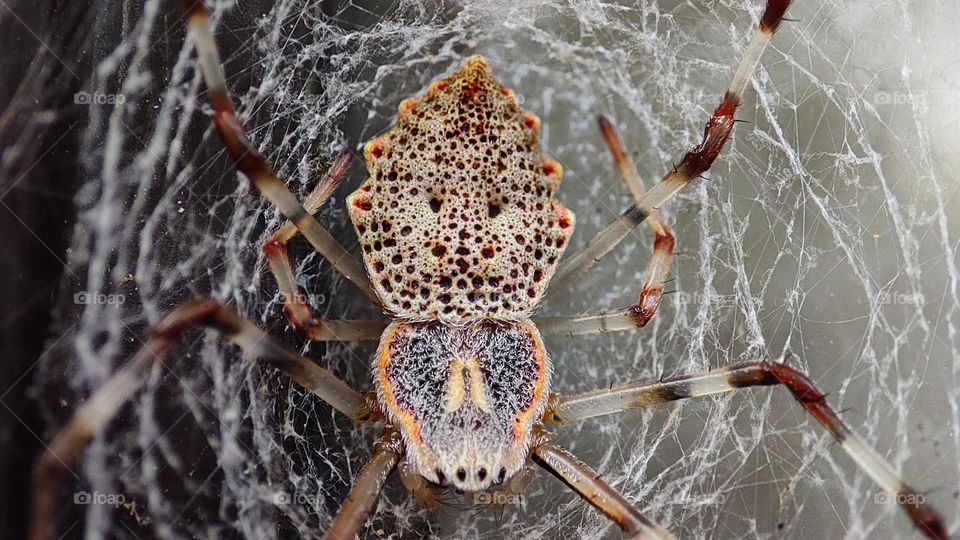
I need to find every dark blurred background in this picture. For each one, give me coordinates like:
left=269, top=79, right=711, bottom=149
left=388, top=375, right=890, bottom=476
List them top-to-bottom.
left=0, top=2, right=91, bottom=538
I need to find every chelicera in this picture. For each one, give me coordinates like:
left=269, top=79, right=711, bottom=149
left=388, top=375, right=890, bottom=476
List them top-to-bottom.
left=30, top=1, right=948, bottom=539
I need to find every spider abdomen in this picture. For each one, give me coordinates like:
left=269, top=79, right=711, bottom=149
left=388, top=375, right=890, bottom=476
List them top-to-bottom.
left=349, top=56, right=575, bottom=324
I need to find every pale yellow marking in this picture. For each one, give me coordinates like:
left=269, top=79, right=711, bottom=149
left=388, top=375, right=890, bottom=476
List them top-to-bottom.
left=444, top=357, right=490, bottom=412
left=466, top=357, right=491, bottom=413
left=445, top=358, right=466, bottom=412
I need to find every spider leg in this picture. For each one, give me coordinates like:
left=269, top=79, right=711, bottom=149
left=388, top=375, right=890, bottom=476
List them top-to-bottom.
left=546, top=0, right=792, bottom=296
left=182, top=1, right=380, bottom=306
left=598, top=116, right=676, bottom=320
left=535, top=119, right=675, bottom=336
left=262, top=152, right=387, bottom=339
left=30, top=300, right=377, bottom=540
left=542, top=361, right=948, bottom=540
left=324, top=427, right=404, bottom=540
left=531, top=428, right=675, bottom=539
left=398, top=458, right=447, bottom=509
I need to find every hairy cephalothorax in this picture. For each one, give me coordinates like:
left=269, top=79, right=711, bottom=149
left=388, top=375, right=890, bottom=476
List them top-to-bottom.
left=29, top=1, right=949, bottom=539
left=376, top=320, right=549, bottom=492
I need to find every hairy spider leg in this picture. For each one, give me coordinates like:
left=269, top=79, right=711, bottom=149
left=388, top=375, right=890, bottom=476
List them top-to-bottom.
left=544, top=0, right=793, bottom=300
left=183, top=1, right=381, bottom=306
left=535, top=117, right=675, bottom=336
left=262, top=152, right=388, bottom=341
left=30, top=300, right=376, bottom=540
left=543, top=361, right=948, bottom=540
left=324, top=427, right=404, bottom=540
left=532, top=428, right=676, bottom=540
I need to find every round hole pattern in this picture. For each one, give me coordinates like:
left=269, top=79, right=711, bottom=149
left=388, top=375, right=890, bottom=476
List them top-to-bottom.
left=349, top=56, right=575, bottom=323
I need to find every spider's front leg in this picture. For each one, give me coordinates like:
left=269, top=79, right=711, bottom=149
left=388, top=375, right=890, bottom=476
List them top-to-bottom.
left=261, top=152, right=387, bottom=341
left=30, top=300, right=380, bottom=540
left=543, top=361, right=949, bottom=540
left=324, top=426, right=404, bottom=540
left=531, top=427, right=676, bottom=540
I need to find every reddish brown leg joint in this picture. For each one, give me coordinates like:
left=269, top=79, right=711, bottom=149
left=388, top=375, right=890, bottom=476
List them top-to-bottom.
left=760, top=0, right=792, bottom=33
left=678, top=92, right=740, bottom=179
left=630, top=231, right=676, bottom=328
left=262, top=236, right=330, bottom=338
left=727, top=361, right=947, bottom=540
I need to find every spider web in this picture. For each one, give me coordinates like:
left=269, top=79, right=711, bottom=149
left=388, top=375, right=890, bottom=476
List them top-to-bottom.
left=36, top=0, right=960, bottom=538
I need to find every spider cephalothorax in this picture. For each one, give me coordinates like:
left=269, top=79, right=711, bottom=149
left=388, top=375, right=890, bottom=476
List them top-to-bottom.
left=348, top=56, right=574, bottom=324
left=375, top=320, right=549, bottom=492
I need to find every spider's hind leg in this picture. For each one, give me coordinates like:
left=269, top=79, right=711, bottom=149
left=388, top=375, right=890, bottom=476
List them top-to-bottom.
left=544, top=0, right=794, bottom=298
left=183, top=1, right=380, bottom=306
left=598, top=116, right=676, bottom=329
left=534, top=118, right=676, bottom=337
left=262, top=152, right=387, bottom=341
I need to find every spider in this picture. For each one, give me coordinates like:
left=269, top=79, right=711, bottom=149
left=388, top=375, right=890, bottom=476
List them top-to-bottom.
left=30, top=0, right=949, bottom=539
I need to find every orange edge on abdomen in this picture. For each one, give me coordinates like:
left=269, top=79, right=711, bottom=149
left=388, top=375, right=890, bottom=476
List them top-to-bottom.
left=511, top=322, right=548, bottom=442
left=376, top=324, right=423, bottom=443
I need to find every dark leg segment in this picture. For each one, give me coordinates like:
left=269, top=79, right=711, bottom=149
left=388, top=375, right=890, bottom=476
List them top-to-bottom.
left=547, top=0, right=793, bottom=296
left=183, top=1, right=380, bottom=305
left=598, top=116, right=676, bottom=329
left=535, top=118, right=676, bottom=336
left=261, top=152, right=387, bottom=340
left=31, top=300, right=375, bottom=540
left=543, top=361, right=947, bottom=540
left=324, top=427, right=404, bottom=540
left=532, top=429, right=675, bottom=539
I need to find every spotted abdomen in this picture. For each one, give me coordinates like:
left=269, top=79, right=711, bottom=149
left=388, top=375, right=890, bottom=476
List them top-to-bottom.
left=348, top=56, right=575, bottom=323
left=374, top=320, right=549, bottom=491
